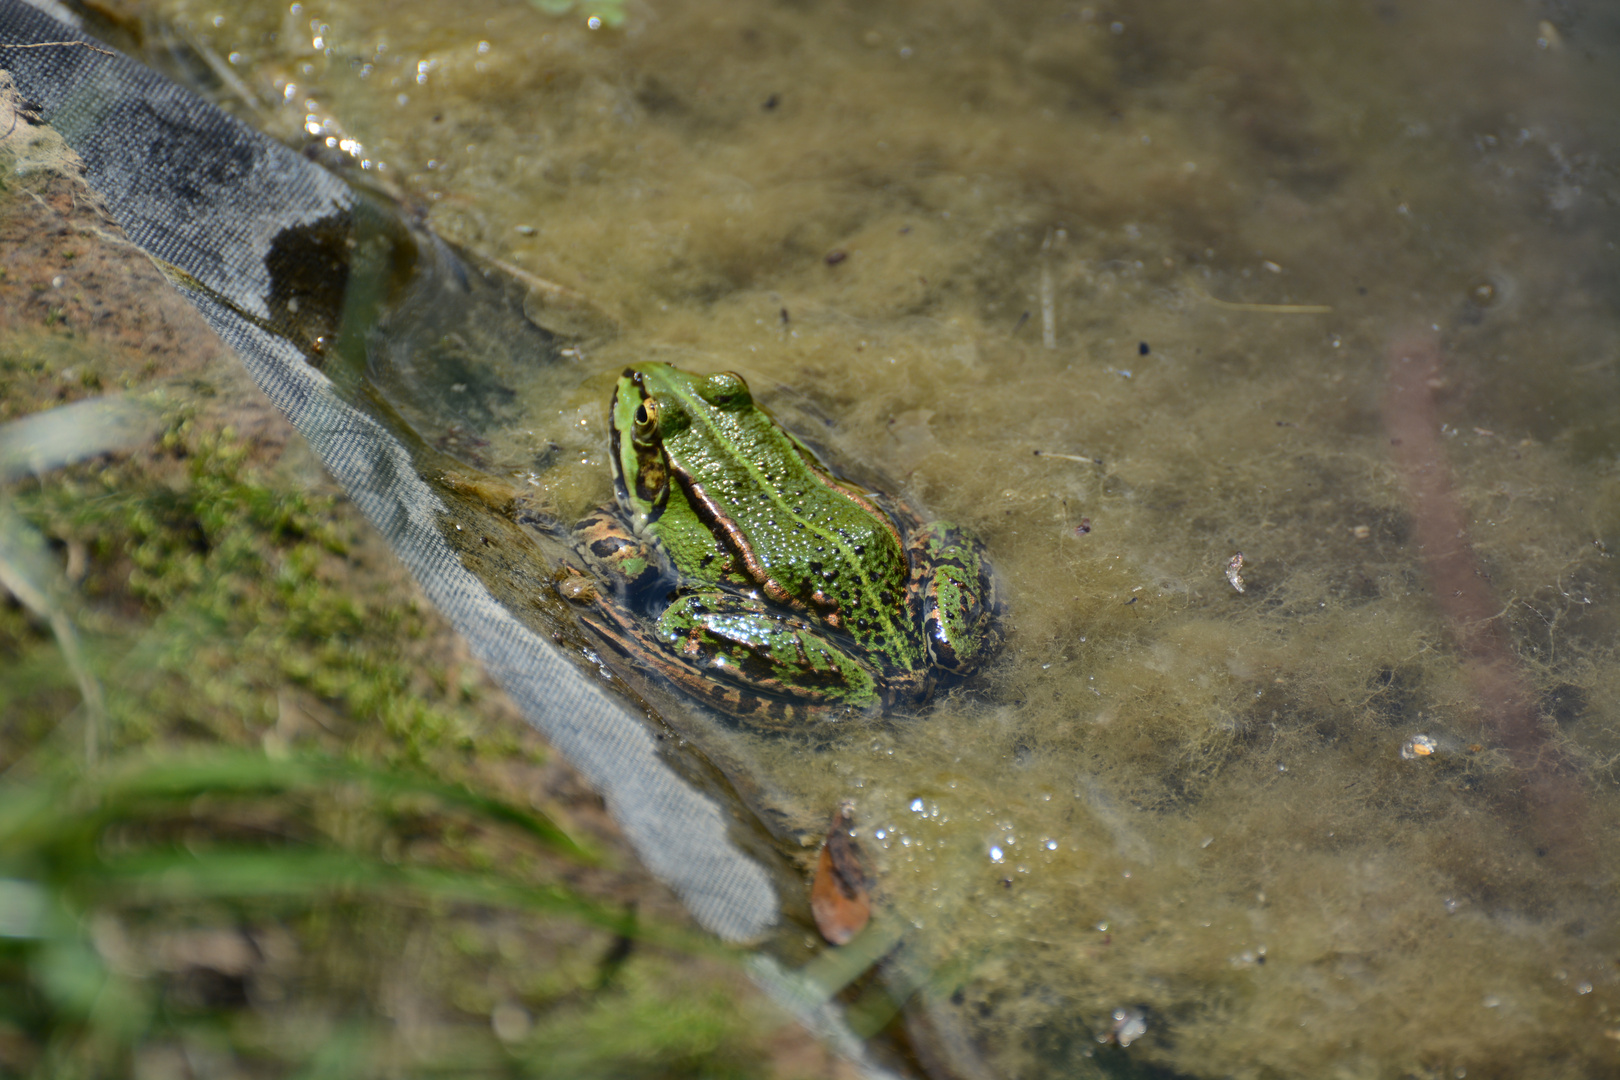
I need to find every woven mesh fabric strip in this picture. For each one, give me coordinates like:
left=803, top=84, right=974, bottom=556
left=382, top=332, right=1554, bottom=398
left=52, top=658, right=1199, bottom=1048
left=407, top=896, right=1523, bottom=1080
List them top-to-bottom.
left=0, top=0, right=777, bottom=943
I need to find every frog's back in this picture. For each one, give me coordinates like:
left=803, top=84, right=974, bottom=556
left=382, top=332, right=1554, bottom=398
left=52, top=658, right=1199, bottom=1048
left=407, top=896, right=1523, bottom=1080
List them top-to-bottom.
left=661, top=391, right=916, bottom=658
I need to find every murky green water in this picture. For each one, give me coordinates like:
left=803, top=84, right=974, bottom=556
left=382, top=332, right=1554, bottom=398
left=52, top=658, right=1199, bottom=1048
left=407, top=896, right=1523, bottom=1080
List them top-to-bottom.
left=141, top=0, right=1620, bottom=1075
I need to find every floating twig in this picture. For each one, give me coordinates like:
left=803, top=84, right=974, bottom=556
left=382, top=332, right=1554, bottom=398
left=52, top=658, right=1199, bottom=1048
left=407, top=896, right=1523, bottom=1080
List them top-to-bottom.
left=1199, top=290, right=1332, bottom=315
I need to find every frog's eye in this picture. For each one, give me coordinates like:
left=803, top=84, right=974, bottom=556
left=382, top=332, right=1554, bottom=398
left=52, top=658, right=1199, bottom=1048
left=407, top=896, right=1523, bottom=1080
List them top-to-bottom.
left=700, top=372, right=752, bottom=410
left=633, top=395, right=689, bottom=442
left=633, top=398, right=659, bottom=438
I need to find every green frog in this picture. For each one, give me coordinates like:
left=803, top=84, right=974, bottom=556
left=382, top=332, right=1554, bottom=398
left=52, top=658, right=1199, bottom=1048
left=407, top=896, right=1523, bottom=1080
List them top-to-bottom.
left=555, top=363, right=1000, bottom=728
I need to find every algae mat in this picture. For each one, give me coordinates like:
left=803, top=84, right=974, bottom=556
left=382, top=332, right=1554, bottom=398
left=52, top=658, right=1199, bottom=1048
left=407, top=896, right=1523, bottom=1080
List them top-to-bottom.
left=128, top=0, right=1620, bottom=1075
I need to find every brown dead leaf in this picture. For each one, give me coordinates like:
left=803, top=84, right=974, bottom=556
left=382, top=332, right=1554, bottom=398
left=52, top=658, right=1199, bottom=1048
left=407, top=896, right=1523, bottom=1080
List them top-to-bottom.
left=810, top=801, right=871, bottom=946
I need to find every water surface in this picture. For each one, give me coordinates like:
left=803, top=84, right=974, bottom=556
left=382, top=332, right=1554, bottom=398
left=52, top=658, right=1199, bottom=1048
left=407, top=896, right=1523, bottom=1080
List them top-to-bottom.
left=146, top=0, right=1620, bottom=1074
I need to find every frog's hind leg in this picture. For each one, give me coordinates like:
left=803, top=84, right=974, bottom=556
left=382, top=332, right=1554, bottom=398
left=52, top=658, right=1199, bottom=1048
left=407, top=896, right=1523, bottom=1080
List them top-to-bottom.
left=907, top=522, right=1003, bottom=675
left=655, top=593, right=883, bottom=727
left=574, top=598, right=846, bottom=730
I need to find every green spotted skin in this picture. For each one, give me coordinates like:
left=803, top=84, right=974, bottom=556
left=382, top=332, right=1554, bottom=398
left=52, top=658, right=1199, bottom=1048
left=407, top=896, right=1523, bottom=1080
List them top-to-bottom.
left=563, top=362, right=1000, bottom=727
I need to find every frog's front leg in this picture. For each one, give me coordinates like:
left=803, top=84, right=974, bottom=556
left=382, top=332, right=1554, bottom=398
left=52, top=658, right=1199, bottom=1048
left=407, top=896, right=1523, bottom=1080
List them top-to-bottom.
left=569, top=506, right=668, bottom=594
left=907, top=522, right=1002, bottom=674
left=656, top=592, right=882, bottom=717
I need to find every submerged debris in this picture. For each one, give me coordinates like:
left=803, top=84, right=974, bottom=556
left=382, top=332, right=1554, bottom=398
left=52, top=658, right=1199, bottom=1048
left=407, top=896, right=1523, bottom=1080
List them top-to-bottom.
left=1384, top=330, right=1591, bottom=867
left=1225, top=551, right=1246, bottom=593
left=1401, top=734, right=1439, bottom=760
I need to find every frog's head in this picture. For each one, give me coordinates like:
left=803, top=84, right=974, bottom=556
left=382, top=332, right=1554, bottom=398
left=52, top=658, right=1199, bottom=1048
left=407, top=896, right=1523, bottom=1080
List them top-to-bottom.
left=610, top=363, right=755, bottom=527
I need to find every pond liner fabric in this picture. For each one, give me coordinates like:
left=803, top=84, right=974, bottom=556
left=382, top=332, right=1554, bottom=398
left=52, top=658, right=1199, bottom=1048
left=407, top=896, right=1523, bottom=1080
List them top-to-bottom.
left=0, top=0, right=778, bottom=945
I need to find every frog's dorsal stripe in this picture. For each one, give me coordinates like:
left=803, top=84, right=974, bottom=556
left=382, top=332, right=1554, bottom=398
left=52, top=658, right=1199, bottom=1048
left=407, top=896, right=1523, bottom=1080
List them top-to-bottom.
left=681, top=476, right=841, bottom=623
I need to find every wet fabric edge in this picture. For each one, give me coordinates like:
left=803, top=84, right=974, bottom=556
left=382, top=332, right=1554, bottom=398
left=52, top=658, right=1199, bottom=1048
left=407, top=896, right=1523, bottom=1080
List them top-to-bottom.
left=0, top=0, right=777, bottom=943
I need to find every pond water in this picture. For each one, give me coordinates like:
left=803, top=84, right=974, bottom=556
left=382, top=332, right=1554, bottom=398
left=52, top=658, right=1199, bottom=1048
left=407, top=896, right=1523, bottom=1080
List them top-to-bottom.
left=140, top=0, right=1620, bottom=1075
